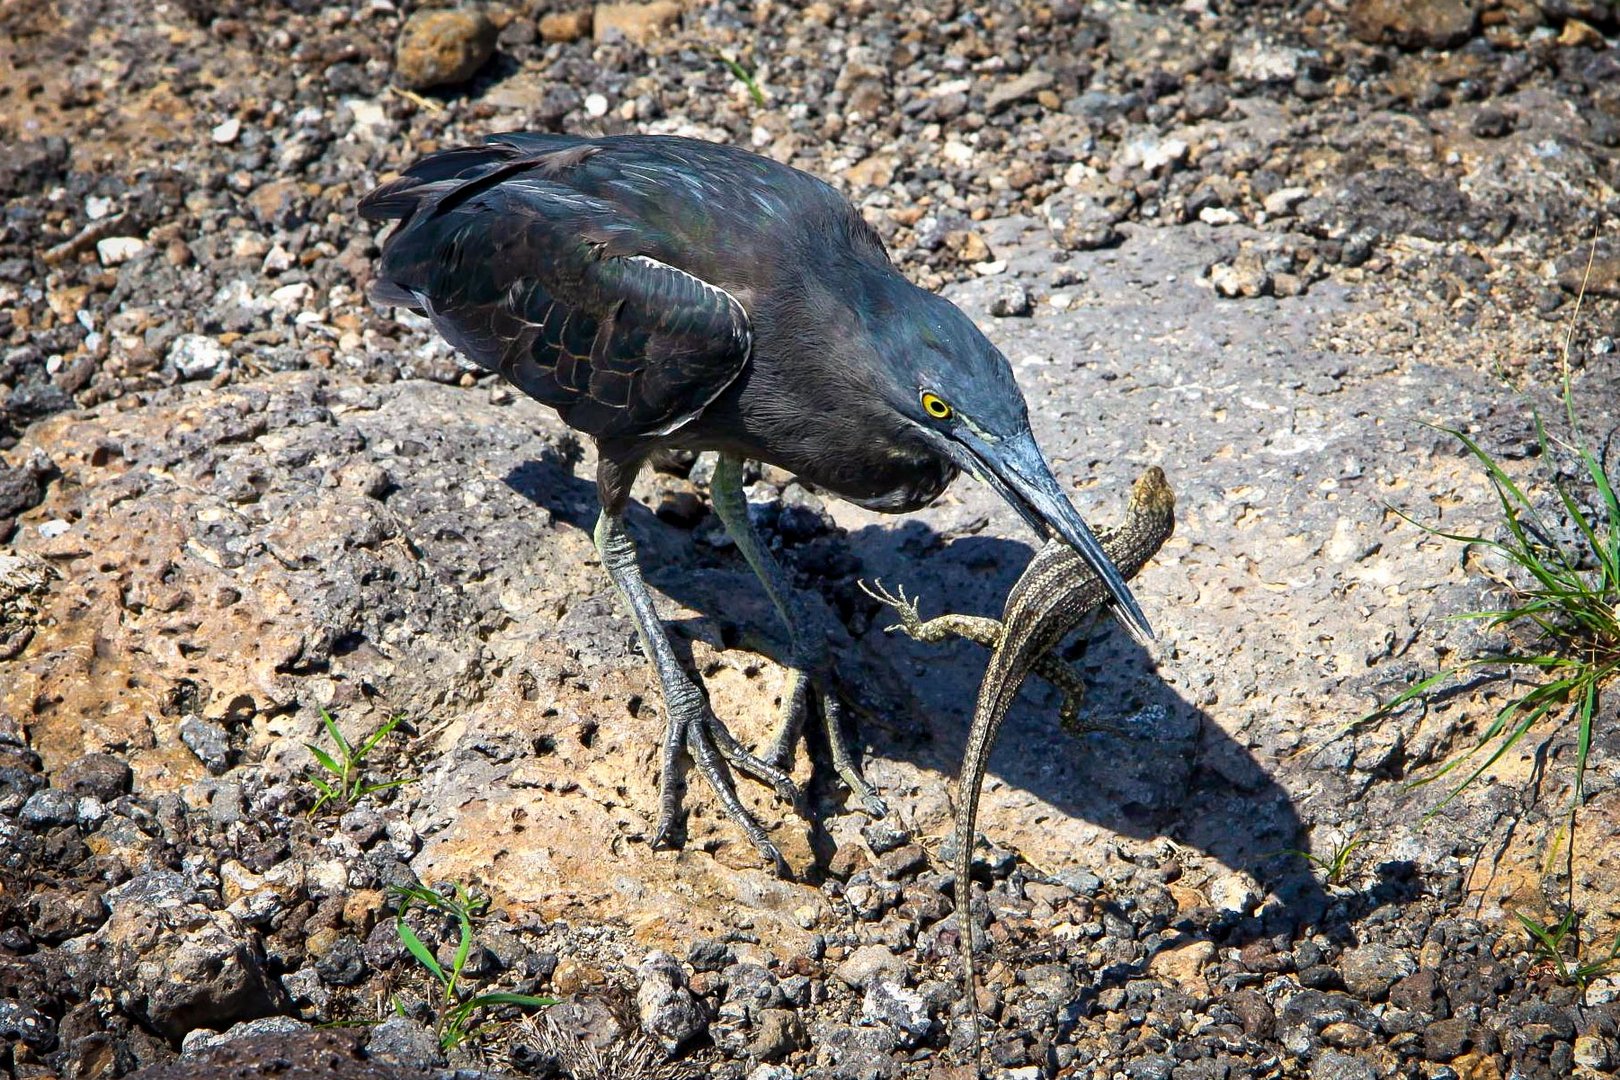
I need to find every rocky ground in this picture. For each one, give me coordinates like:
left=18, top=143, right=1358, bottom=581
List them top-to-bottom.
left=3, top=0, right=1620, bottom=1078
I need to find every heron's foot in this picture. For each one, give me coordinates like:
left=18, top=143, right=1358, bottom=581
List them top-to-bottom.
left=763, top=666, right=888, bottom=818
left=651, top=691, right=801, bottom=878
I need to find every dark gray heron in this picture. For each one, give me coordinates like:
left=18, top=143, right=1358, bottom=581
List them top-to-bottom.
left=359, top=132, right=1151, bottom=874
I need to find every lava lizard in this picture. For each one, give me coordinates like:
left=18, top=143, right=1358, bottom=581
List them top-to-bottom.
left=863, top=465, right=1175, bottom=1069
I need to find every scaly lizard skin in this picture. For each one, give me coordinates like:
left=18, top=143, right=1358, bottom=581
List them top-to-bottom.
left=864, top=465, right=1175, bottom=1071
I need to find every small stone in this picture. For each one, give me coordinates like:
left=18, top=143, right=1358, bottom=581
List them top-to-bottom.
left=593, top=1, right=680, bottom=45
left=394, top=8, right=497, bottom=90
left=539, top=9, right=592, bottom=41
left=1557, top=17, right=1603, bottom=47
left=984, top=69, right=1054, bottom=114
left=584, top=92, right=609, bottom=118
left=1470, top=107, right=1514, bottom=139
left=210, top=117, right=241, bottom=145
left=1263, top=187, right=1311, bottom=216
left=1199, top=206, right=1240, bottom=226
left=96, top=237, right=149, bottom=266
left=1209, top=253, right=1270, bottom=298
left=988, top=283, right=1032, bottom=318
left=168, top=335, right=233, bottom=381
left=180, top=716, right=231, bottom=775
left=58, top=753, right=132, bottom=801
left=20, top=788, right=76, bottom=829
left=860, top=821, right=910, bottom=857
left=687, top=938, right=735, bottom=972
left=1147, top=939, right=1215, bottom=994
left=835, top=944, right=908, bottom=990
left=1339, top=944, right=1416, bottom=1002
left=636, top=950, right=706, bottom=1052
left=863, top=981, right=931, bottom=1047
left=748, top=1009, right=805, bottom=1062
left=367, top=1016, right=446, bottom=1069
left=183, top=1017, right=310, bottom=1056
left=1423, top=1017, right=1475, bottom=1061
left=1320, top=1021, right=1377, bottom=1049
left=1574, top=1033, right=1612, bottom=1069
left=1310, top=1051, right=1377, bottom=1080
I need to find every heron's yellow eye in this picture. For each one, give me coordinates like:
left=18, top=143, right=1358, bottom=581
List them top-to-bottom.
left=921, top=392, right=953, bottom=420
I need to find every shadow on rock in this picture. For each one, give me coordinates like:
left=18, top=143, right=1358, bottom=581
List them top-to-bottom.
left=504, top=460, right=1337, bottom=938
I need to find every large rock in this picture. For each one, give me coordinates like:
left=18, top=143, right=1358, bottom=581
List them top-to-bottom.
left=1347, top=0, right=1479, bottom=48
left=593, top=1, right=679, bottom=44
left=393, top=8, right=497, bottom=90
left=88, top=872, right=284, bottom=1039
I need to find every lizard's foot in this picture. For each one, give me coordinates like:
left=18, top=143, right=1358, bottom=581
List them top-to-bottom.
left=859, top=578, right=928, bottom=639
left=652, top=690, right=802, bottom=878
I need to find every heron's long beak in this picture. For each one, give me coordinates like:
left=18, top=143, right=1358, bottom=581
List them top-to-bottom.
left=946, top=428, right=1155, bottom=641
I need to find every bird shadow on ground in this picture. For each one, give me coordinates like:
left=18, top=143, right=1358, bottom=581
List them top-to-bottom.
left=504, top=457, right=1416, bottom=948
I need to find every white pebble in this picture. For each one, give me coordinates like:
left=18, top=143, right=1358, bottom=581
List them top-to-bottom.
left=584, top=92, right=609, bottom=117
left=211, top=117, right=242, bottom=145
left=84, top=195, right=115, bottom=221
left=1199, top=206, right=1240, bottom=226
left=95, top=237, right=149, bottom=266
left=972, top=259, right=1008, bottom=276
left=167, top=334, right=233, bottom=381
left=38, top=520, right=71, bottom=539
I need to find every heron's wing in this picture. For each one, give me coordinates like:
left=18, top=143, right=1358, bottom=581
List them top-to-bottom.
left=360, top=140, right=751, bottom=441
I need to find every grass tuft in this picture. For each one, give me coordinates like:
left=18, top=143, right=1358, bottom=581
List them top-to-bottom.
left=305, top=709, right=415, bottom=816
left=392, top=882, right=557, bottom=1051
left=1516, top=908, right=1620, bottom=997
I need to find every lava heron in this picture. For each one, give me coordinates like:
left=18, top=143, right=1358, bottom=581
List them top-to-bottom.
left=359, top=132, right=1151, bottom=873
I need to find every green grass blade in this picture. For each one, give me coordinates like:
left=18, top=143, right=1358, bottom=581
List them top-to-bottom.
left=321, top=709, right=353, bottom=759
left=358, top=712, right=406, bottom=758
left=305, top=743, right=342, bottom=776
left=354, top=778, right=415, bottom=799
left=396, top=917, right=450, bottom=990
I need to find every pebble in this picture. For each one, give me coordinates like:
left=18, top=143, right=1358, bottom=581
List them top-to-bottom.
left=584, top=93, right=609, bottom=118
left=210, top=117, right=241, bottom=145
left=95, top=237, right=149, bottom=266
left=988, top=283, right=1032, bottom=318
left=167, top=334, right=233, bottom=382
left=179, top=716, right=231, bottom=775
left=20, top=788, right=77, bottom=829
left=1338, top=943, right=1416, bottom=1001
left=834, top=944, right=908, bottom=990
left=636, top=950, right=707, bottom=1052
left=862, top=981, right=931, bottom=1047
left=362, top=1018, right=443, bottom=1069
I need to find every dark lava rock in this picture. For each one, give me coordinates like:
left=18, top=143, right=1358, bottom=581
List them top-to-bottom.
left=1471, top=107, right=1515, bottom=139
left=0, top=137, right=69, bottom=199
left=1300, top=167, right=1497, bottom=246
left=58, top=753, right=134, bottom=801
left=20, top=787, right=77, bottom=829
left=28, top=886, right=108, bottom=944
left=314, top=934, right=369, bottom=987
left=687, top=938, right=735, bottom=972
left=1338, top=943, right=1416, bottom=1002
left=1423, top=1016, right=1479, bottom=1060
left=364, top=1017, right=445, bottom=1070
left=129, top=1030, right=439, bottom=1080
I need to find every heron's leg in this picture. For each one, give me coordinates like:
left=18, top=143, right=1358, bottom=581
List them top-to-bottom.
left=709, top=455, right=887, bottom=816
left=594, top=509, right=797, bottom=875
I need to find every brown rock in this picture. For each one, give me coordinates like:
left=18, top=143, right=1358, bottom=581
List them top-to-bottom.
left=1348, top=0, right=1479, bottom=49
left=593, top=1, right=680, bottom=45
left=394, top=8, right=497, bottom=90
left=539, top=8, right=592, bottom=42
left=1147, top=939, right=1216, bottom=994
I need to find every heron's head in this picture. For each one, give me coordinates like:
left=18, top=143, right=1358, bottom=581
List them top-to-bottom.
left=870, top=285, right=1154, bottom=640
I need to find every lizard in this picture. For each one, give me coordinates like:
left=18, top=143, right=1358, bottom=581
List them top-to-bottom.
left=862, top=465, right=1175, bottom=1070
